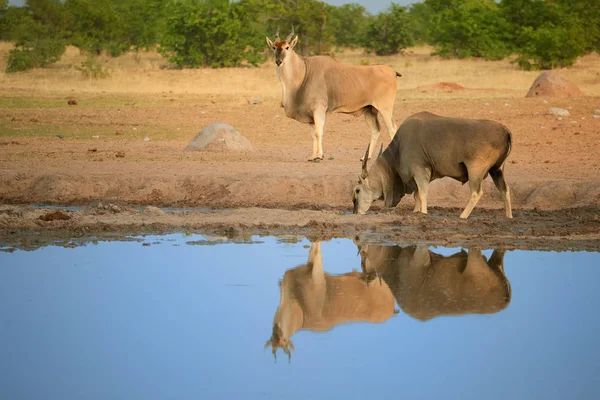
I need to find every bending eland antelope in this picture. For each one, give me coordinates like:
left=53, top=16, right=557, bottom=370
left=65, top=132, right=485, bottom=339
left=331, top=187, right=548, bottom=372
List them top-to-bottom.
left=266, top=27, right=402, bottom=161
left=353, top=112, right=513, bottom=219
left=356, top=243, right=512, bottom=321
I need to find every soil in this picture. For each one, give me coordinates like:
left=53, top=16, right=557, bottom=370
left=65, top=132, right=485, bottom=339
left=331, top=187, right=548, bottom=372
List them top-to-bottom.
left=1, top=95, right=599, bottom=250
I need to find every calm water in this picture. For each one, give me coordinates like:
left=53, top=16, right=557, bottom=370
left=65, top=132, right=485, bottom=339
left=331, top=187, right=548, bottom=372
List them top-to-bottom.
left=1, top=235, right=599, bottom=400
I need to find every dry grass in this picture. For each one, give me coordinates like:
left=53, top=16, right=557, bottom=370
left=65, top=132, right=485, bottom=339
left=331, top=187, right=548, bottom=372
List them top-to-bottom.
left=1, top=42, right=599, bottom=101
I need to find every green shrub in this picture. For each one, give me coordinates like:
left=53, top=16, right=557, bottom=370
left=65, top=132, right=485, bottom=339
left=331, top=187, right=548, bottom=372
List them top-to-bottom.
left=159, top=0, right=264, bottom=68
left=363, top=4, right=414, bottom=56
left=513, top=23, right=587, bottom=70
left=6, top=38, right=66, bottom=73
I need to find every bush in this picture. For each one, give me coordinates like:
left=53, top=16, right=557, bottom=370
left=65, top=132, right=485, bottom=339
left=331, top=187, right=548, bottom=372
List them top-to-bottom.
left=159, top=0, right=264, bottom=68
left=428, top=0, right=513, bottom=60
left=502, top=0, right=589, bottom=70
left=363, top=4, right=414, bottom=56
left=513, top=23, right=587, bottom=70
left=6, top=38, right=66, bottom=73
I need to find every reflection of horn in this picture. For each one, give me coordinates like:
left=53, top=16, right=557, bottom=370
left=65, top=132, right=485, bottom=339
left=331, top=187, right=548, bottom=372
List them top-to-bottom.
left=285, top=25, right=295, bottom=42
left=275, top=26, right=280, bottom=38
left=361, top=143, right=370, bottom=179
left=265, top=339, right=277, bottom=362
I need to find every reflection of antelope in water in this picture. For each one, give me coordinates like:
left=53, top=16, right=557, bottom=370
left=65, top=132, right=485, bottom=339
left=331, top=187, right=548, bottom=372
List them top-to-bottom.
left=266, top=241, right=396, bottom=360
left=357, top=244, right=511, bottom=321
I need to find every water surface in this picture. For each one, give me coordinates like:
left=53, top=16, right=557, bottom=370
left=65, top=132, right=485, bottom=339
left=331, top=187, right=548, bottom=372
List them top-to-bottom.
left=1, top=235, right=599, bottom=400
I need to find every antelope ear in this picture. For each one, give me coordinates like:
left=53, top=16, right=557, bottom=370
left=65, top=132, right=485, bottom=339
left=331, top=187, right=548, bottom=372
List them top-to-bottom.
left=290, top=35, right=298, bottom=49
left=266, top=37, right=275, bottom=49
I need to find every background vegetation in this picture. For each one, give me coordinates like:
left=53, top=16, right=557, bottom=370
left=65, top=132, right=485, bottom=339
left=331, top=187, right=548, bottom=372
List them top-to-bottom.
left=0, top=0, right=598, bottom=73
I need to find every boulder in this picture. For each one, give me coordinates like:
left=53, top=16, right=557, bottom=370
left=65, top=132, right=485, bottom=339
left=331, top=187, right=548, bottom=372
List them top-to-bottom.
left=525, top=71, right=584, bottom=98
left=184, top=122, right=252, bottom=152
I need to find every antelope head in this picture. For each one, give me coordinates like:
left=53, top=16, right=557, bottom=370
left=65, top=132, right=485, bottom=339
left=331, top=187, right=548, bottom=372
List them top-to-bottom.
left=266, top=26, right=298, bottom=67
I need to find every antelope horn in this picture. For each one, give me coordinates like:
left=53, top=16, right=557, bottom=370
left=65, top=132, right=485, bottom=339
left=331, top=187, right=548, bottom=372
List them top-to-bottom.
left=285, top=25, right=295, bottom=42
left=361, top=143, right=370, bottom=179
left=378, top=144, right=383, bottom=158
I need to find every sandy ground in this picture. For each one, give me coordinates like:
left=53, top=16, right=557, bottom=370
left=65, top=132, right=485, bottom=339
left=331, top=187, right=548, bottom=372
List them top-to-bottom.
left=0, top=46, right=599, bottom=250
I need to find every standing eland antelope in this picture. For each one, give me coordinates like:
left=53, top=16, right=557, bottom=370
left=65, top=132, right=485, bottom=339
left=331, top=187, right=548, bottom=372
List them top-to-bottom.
left=266, top=27, right=402, bottom=162
left=353, top=112, right=513, bottom=219
left=265, top=241, right=396, bottom=361
left=356, top=243, right=512, bottom=321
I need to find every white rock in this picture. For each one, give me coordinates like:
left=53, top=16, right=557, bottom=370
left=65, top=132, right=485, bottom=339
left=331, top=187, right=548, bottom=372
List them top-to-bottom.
left=547, top=107, right=569, bottom=116
left=144, top=137, right=150, bottom=142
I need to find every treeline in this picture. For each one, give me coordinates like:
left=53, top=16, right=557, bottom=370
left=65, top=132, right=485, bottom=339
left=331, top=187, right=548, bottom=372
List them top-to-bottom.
left=1, top=0, right=599, bottom=73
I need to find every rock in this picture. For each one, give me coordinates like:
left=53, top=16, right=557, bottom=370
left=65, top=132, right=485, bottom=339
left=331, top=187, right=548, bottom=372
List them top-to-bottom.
left=525, top=71, right=584, bottom=98
left=247, top=97, right=262, bottom=105
left=67, top=99, right=78, bottom=105
left=547, top=108, right=570, bottom=116
left=184, top=122, right=252, bottom=152
left=143, top=137, right=150, bottom=142
left=143, top=206, right=166, bottom=216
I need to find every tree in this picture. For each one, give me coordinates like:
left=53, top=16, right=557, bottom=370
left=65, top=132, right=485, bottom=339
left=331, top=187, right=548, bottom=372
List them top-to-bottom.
left=5, top=0, right=68, bottom=72
left=159, top=0, right=264, bottom=68
left=427, top=0, right=513, bottom=60
left=500, top=0, right=589, bottom=69
left=328, top=3, right=370, bottom=49
left=363, top=4, right=414, bottom=56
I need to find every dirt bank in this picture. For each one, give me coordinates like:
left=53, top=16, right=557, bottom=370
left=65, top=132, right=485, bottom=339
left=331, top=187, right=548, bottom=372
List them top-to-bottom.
left=1, top=204, right=599, bottom=252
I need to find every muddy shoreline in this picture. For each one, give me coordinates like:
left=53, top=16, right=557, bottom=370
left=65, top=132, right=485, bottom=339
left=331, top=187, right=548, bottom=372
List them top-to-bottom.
left=1, top=204, right=598, bottom=252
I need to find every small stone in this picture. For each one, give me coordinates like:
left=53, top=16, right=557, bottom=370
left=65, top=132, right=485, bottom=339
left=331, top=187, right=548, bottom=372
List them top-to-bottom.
left=547, top=107, right=569, bottom=116
left=557, top=117, right=563, bottom=121
left=92, top=135, right=100, bottom=138
left=144, top=137, right=150, bottom=142
left=143, top=206, right=166, bottom=216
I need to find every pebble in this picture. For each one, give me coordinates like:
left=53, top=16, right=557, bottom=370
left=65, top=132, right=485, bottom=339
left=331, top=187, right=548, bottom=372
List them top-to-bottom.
left=547, top=107, right=569, bottom=116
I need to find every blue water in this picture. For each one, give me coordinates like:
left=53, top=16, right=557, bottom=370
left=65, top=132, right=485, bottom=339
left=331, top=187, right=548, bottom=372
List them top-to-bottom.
left=1, top=236, right=599, bottom=400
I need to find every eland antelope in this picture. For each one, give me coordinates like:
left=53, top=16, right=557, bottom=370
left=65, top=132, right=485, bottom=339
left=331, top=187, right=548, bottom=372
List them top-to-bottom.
left=266, top=27, right=402, bottom=162
left=352, top=112, right=513, bottom=219
left=265, top=241, right=396, bottom=361
left=356, top=243, right=512, bottom=321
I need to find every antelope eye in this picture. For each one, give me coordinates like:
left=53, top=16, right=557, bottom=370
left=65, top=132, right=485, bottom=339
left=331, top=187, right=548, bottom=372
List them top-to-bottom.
left=286, top=46, right=289, bottom=50
left=355, top=188, right=360, bottom=194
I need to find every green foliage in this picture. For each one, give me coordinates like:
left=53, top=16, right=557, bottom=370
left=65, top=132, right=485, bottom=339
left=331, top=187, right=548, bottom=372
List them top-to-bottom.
left=159, top=0, right=264, bottom=68
left=427, top=0, right=513, bottom=60
left=501, top=0, right=590, bottom=69
left=5, top=1, right=67, bottom=73
left=328, top=4, right=370, bottom=49
left=363, top=4, right=414, bottom=55
left=0, top=6, right=29, bottom=41
left=512, top=23, right=587, bottom=70
left=7, top=38, right=66, bottom=72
